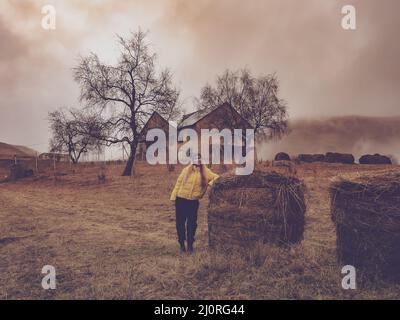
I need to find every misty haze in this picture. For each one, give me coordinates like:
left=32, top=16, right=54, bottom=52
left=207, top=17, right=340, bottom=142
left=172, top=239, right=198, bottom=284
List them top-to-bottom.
left=261, top=116, right=400, bottom=162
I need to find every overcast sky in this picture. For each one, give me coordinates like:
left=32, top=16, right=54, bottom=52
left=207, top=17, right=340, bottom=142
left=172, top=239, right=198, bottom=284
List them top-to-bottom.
left=0, top=0, right=399, bottom=152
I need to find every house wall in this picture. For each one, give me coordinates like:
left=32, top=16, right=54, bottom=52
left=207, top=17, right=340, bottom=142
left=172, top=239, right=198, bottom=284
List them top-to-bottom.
left=192, top=104, right=252, bottom=133
left=179, top=105, right=253, bottom=163
left=138, top=113, right=171, bottom=161
left=140, top=113, right=170, bottom=144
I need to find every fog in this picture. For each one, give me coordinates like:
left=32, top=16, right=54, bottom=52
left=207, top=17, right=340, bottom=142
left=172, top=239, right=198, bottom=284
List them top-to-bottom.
left=260, top=116, right=400, bottom=162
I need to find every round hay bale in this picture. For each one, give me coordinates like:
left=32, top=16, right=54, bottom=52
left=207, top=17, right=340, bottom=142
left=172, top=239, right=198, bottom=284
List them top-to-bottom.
left=274, top=152, right=291, bottom=161
left=325, top=152, right=354, bottom=164
left=298, top=154, right=325, bottom=163
left=359, top=154, right=392, bottom=165
left=208, top=171, right=306, bottom=249
left=330, top=172, right=400, bottom=283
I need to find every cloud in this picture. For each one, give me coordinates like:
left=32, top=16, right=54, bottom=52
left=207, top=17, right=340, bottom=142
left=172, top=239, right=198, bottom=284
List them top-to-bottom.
left=0, top=0, right=399, bottom=152
left=0, top=0, right=80, bottom=150
left=156, top=0, right=400, bottom=117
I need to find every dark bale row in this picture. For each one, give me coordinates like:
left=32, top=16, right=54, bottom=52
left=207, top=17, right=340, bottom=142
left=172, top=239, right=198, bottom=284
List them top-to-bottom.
left=274, top=152, right=291, bottom=161
left=296, top=152, right=392, bottom=165
left=325, top=152, right=355, bottom=164
left=297, top=153, right=354, bottom=164
left=298, top=154, right=325, bottom=163
left=359, top=154, right=392, bottom=165
left=208, top=171, right=306, bottom=249
left=330, top=172, right=400, bottom=283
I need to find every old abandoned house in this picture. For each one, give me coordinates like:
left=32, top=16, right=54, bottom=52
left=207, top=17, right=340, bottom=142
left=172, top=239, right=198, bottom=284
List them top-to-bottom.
left=137, top=102, right=253, bottom=162
left=179, top=102, right=252, bottom=133
left=137, top=111, right=171, bottom=161
left=39, top=153, right=70, bottom=162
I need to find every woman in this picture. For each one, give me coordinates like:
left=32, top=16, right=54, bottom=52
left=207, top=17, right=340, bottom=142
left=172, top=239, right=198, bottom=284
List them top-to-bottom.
left=170, top=154, right=219, bottom=253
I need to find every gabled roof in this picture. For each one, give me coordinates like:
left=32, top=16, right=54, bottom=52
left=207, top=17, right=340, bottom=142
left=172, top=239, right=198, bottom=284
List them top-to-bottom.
left=178, top=103, right=253, bottom=129
left=178, top=108, right=213, bottom=129
left=140, top=111, right=169, bottom=133
left=181, top=111, right=197, bottom=122
left=0, top=142, right=37, bottom=159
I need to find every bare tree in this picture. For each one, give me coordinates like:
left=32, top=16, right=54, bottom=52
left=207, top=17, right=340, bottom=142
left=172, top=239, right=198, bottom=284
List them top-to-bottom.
left=74, top=29, right=181, bottom=176
left=197, top=69, right=288, bottom=139
left=48, top=108, right=104, bottom=164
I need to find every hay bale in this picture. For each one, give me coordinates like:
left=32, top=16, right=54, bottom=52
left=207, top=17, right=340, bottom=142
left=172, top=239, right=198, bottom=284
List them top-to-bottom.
left=274, top=152, right=291, bottom=161
left=325, top=152, right=354, bottom=164
left=298, top=154, right=325, bottom=163
left=359, top=154, right=392, bottom=165
left=208, top=171, right=306, bottom=248
left=330, top=172, right=400, bottom=282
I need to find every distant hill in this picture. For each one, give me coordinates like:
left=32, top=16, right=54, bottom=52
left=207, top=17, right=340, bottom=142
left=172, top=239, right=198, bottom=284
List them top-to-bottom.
left=259, top=115, right=400, bottom=162
left=0, top=142, right=38, bottom=159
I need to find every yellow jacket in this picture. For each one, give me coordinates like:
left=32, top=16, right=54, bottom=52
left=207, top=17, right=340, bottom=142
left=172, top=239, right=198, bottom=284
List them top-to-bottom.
left=170, top=165, right=220, bottom=201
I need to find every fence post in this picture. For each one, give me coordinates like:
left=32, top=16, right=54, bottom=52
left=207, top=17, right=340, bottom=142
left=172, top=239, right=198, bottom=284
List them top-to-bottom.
left=35, top=152, right=39, bottom=173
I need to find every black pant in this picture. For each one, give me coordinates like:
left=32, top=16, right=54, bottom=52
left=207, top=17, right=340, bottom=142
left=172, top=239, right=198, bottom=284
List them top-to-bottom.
left=175, top=197, right=199, bottom=245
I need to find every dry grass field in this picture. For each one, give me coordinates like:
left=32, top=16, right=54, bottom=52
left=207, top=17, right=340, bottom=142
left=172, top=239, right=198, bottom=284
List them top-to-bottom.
left=0, top=162, right=399, bottom=300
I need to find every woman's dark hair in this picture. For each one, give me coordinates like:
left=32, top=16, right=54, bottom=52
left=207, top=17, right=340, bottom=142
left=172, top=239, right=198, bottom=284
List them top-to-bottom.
left=192, top=153, right=207, bottom=188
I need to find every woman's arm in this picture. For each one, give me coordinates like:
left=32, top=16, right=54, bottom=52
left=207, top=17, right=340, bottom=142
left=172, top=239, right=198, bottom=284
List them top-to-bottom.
left=198, top=167, right=219, bottom=199
left=205, top=167, right=220, bottom=186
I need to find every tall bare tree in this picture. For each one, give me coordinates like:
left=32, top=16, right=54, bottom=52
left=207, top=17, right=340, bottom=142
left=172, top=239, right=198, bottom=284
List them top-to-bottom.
left=74, top=29, right=181, bottom=176
left=197, top=69, right=288, bottom=139
left=48, top=108, right=104, bottom=164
